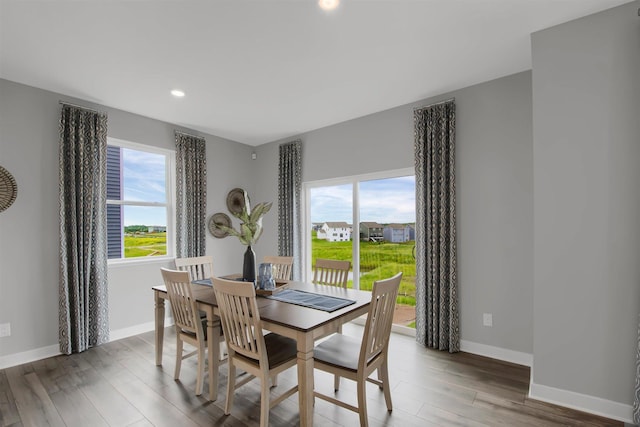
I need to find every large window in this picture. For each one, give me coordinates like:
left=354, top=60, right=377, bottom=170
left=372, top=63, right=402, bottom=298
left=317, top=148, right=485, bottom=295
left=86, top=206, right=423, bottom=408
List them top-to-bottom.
left=106, top=138, right=174, bottom=261
left=304, top=168, right=416, bottom=327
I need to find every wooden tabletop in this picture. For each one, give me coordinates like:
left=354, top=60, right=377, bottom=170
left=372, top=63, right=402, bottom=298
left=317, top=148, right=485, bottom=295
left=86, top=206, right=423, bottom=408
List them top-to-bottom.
left=152, top=281, right=371, bottom=332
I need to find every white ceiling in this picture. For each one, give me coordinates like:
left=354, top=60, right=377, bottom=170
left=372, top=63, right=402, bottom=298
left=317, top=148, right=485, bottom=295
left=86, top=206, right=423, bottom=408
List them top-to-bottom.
left=0, top=0, right=631, bottom=146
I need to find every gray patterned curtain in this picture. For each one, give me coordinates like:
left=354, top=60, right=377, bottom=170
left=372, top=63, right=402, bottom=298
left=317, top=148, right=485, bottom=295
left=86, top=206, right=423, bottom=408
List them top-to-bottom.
left=414, top=99, right=459, bottom=352
left=58, top=104, right=109, bottom=354
left=175, top=132, right=207, bottom=258
left=278, top=140, right=302, bottom=280
left=634, top=314, right=640, bottom=423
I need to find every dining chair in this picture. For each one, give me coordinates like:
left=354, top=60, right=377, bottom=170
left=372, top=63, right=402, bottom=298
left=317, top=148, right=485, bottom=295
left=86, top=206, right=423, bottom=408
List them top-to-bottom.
left=174, top=255, right=214, bottom=282
left=175, top=255, right=227, bottom=360
left=262, top=255, right=293, bottom=281
left=312, top=258, right=350, bottom=288
left=312, top=258, right=352, bottom=389
left=160, top=267, right=222, bottom=397
left=313, top=272, right=403, bottom=427
left=212, top=277, right=298, bottom=427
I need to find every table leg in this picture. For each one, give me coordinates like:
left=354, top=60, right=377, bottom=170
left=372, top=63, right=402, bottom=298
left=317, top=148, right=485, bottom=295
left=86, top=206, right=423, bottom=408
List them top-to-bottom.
left=154, top=291, right=165, bottom=366
left=207, top=310, right=220, bottom=401
left=297, top=334, right=315, bottom=427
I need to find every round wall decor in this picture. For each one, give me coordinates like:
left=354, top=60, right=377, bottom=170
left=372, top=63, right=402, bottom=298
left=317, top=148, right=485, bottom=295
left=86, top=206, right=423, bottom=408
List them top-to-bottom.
left=0, top=166, right=17, bottom=213
left=226, top=188, right=246, bottom=216
left=208, top=212, right=232, bottom=238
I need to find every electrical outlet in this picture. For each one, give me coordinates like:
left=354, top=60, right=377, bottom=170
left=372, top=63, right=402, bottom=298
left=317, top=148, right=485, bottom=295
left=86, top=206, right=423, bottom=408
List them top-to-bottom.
left=483, top=313, right=493, bottom=327
left=0, top=323, right=11, bottom=337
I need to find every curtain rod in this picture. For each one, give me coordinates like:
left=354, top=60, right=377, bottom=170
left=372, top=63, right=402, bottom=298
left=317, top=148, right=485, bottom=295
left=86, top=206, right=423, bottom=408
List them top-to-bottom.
left=413, top=97, right=455, bottom=111
left=58, top=100, right=104, bottom=114
left=174, top=130, right=205, bottom=140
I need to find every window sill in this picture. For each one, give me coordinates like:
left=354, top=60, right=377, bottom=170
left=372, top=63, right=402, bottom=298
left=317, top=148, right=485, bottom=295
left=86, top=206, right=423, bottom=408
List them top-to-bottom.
left=108, top=256, right=174, bottom=268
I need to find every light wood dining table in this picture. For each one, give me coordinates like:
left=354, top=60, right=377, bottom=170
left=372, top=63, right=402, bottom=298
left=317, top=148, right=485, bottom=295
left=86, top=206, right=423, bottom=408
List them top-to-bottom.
left=152, top=280, right=372, bottom=427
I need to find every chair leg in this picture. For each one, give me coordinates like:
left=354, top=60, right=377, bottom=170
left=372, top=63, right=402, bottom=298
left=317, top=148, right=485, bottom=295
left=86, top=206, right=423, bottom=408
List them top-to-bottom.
left=334, top=324, right=343, bottom=391
left=174, top=334, right=183, bottom=380
left=195, top=344, right=205, bottom=396
left=379, top=360, right=392, bottom=412
left=225, top=362, right=236, bottom=415
left=271, top=373, right=278, bottom=387
left=357, top=375, right=369, bottom=427
left=260, top=377, right=271, bottom=427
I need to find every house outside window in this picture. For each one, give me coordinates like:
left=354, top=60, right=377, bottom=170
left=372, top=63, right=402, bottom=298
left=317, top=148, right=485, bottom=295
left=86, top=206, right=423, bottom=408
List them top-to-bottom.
left=106, top=138, right=174, bottom=261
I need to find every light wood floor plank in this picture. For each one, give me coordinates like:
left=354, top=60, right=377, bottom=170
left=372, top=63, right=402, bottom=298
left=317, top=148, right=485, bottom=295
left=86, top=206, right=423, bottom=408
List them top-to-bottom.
left=0, top=323, right=624, bottom=427
left=6, top=367, right=65, bottom=427
left=0, top=370, right=20, bottom=427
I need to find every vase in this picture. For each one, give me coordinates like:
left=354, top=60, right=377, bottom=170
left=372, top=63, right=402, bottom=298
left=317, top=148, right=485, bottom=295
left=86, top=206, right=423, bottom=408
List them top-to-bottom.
left=243, top=245, right=256, bottom=285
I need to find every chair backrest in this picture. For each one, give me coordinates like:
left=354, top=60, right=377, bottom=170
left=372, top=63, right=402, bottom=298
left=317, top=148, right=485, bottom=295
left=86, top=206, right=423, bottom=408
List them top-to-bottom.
left=175, top=255, right=214, bottom=281
left=263, top=255, right=293, bottom=281
left=312, top=258, right=351, bottom=288
left=161, top=267, right=204, bottom=338
left=359, top=272, right=402, bottom=367
left=212, top=277, right=267, bottom=364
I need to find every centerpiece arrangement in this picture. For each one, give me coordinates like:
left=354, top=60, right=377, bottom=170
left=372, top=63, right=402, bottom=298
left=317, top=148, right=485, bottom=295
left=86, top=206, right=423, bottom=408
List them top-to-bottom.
left=211, top=188, right=272, bottom=283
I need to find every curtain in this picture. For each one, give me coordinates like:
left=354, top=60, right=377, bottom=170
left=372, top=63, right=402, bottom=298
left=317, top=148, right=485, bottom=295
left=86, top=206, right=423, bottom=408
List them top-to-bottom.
left=414, top=99, right=459, bottom=352
left=58, top=104, right=109, bottom=354
left=175, top=132, right=207, bottom=258
left=277, top=140, right=302, bottom=280
left=634, top=313, right=640, bottom=423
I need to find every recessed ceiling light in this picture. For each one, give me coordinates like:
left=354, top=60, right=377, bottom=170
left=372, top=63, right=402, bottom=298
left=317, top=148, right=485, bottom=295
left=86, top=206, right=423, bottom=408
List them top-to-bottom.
left=318, top=0, right=339, bottom=11
left=171, top=89, right=185, bottom=97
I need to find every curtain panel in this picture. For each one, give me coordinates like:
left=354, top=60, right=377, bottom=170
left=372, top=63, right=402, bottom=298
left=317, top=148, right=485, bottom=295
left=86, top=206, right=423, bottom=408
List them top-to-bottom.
left=414, top=99, right=460, bottom=352
left=58, top=104, right=109, bottom=354
left=175, top=132, right=207, bottom=258
left=278, top=140, right=302, bottom=280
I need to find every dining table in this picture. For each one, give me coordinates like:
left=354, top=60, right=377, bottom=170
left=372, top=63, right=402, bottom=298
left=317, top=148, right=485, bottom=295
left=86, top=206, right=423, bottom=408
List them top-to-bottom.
left=152, top=279, right=372, bottom=427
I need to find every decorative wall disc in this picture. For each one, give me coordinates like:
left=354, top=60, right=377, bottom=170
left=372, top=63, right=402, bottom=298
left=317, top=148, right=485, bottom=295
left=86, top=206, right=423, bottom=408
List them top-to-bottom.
left=0, top=166, right=17, bottom=213
left=226, top=188, right=246, bottom=216
left=208, top=212, right=232, bottom=238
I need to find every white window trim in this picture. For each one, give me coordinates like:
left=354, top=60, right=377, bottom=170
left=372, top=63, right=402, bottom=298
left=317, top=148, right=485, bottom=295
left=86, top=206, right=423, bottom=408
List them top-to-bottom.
left=107, top=137, right=176, bottom=265
left=302, top=167, right=414, bottom=287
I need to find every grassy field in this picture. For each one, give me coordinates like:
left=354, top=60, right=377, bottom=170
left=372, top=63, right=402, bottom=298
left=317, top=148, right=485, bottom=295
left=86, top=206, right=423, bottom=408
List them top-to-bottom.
left=124, top=232, right=167, bottom=258
left=312, top=233, right=416, bottom=307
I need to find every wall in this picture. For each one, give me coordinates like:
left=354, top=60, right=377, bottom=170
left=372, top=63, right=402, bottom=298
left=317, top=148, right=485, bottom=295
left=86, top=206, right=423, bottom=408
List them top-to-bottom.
left=531, top=1, right=640, bottom=421
left=253, top=71, right=534, bottom=360
left=0, top=78, right=254, bottom=363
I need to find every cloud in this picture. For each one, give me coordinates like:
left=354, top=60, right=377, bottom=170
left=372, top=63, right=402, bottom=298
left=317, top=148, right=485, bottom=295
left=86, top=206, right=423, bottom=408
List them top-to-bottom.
left=310, top=176, right=415, bottom=224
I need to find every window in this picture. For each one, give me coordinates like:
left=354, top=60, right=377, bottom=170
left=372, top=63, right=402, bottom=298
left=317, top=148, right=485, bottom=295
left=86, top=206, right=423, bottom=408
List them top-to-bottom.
left=106, top=138, right=174, bottom=261
left=304, top=168, right=416, bottom=327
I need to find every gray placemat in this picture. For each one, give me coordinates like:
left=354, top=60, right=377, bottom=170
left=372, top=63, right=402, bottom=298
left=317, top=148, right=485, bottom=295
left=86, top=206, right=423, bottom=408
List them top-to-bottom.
left=266, top=289, right=356, bottom=312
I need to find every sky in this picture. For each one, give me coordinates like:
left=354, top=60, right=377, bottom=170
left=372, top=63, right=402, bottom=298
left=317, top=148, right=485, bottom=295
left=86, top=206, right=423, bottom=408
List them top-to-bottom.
left=121, top=148, right=167, bottom=226
left=310, top=175, right=415, bottom=224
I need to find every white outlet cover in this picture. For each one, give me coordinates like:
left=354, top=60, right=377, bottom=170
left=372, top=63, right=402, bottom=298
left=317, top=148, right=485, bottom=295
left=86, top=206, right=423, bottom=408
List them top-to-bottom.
left=483, top=313, right=493, bottom=327
left=0, top=323, right=10, bottom=337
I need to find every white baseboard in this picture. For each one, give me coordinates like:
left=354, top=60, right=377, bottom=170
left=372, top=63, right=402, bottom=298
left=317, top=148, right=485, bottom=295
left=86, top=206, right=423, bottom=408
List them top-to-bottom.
left=0, top=318, right=174, bottom=370
left=109, top=318, right=172, bottom=342
left=460, top=339, right=533, bottom=367
left=0, top=344, right=61, bottom=370
left=529, top=381, right=633, bottom=424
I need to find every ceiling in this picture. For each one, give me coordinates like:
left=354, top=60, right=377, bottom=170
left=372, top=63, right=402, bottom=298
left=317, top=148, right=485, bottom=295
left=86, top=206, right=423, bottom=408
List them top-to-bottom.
left=0, top=0, right=631, bottom=146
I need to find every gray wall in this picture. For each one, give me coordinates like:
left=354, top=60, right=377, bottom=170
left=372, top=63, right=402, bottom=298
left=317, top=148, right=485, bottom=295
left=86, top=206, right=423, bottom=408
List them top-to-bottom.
left=532, top=0, right=640, bottom=408
left=254, top=71, right=534, bottom=355
left=0, top=78, right=254, bottom=357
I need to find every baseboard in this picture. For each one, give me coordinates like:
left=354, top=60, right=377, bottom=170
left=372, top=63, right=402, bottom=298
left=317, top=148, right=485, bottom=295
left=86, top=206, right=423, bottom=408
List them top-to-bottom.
left=0, top=318, right=174, bottom=370
left=109, top=319, right=172, bottom=342
left=460, top=339, right=533, bottom=367
left=0, top=344, right=61, bottom=369
left=529, top=381, right=633, bottom=424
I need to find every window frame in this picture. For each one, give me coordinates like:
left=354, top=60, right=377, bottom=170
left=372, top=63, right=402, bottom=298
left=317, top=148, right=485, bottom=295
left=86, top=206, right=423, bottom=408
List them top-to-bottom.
left=106, top=137, right=176, bottom=265
left=302, top=167, right=414, bottom=287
